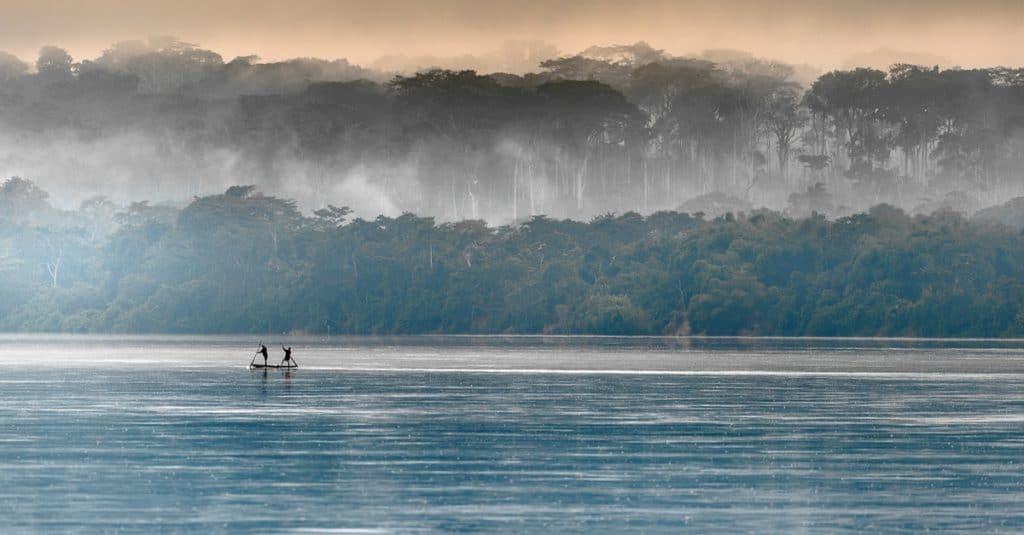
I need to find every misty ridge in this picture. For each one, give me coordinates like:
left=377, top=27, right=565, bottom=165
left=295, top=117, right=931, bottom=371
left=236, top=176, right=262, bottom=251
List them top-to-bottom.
left=1, top=37, right=1023, bottom=224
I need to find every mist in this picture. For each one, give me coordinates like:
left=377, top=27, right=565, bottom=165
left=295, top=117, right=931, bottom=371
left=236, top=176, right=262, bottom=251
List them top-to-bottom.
left=1, top=36, right=1024, bottom=223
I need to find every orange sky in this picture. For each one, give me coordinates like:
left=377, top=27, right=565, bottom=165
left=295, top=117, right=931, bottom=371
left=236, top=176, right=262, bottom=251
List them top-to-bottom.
left=0, top=0, right=1021, bottom=70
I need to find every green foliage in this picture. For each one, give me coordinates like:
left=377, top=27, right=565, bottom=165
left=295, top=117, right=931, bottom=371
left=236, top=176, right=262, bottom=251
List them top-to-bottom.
left=3, top=185, right=1024, bottom=337
left=572, top=294, right=653, bottom=335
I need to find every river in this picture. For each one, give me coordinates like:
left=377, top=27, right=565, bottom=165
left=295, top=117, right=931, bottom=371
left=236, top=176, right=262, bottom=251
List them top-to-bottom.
left=1, top=335, right=1022, bottom=532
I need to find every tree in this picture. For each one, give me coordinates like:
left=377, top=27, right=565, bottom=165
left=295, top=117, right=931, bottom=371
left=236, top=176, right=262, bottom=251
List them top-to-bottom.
left=93, top=36, right=223, bottom=93
left=36, top=46, right=74, bottom=83
left=0, top=51, right=28, bottom=82
left=885, top=64, right=942, bottom=182
left=805, top=68, right=890, bottom=178
left=765, top=86, right=807, bottom=179
left=0, top=177, right=50, bottom=221
left=313, top=205, right=353, bottom=229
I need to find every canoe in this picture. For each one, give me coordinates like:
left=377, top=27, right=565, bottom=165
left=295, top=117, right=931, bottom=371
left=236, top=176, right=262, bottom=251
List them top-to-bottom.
left=249, top=363, right=298, bottom=369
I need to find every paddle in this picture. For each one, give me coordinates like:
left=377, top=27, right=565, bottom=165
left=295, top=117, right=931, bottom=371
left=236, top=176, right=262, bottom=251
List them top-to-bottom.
left=249, top=340, right=262, bottom=367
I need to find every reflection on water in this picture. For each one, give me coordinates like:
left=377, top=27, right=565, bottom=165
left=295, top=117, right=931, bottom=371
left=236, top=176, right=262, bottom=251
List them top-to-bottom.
left=0, top=336, right=1022, bottom=532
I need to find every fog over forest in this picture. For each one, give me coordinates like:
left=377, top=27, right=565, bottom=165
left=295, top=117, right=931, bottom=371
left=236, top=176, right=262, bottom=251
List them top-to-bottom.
left=2, top=37, right=1023, bottom=223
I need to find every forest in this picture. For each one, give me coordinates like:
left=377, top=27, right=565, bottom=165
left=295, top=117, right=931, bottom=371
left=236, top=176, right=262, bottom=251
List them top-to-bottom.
left=1, top=39, right=1023, bottom=222
left=3, top=39, right=1024, bottom=335
left=4, top=177, right=1024, bottom=336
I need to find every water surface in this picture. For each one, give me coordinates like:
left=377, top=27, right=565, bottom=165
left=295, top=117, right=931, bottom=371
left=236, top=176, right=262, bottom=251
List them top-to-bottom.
left=1, top=335, right=1022, bottom=532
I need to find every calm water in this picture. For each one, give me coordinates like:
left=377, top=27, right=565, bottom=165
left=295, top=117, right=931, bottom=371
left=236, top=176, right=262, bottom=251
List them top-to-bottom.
left=1, top=335, right=1023, bottom=533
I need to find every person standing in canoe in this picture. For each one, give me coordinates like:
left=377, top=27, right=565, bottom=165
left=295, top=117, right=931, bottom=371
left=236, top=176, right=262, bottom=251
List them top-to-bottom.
left=258, top=344, right=269, bottom=366
left=281, top=346, right=296, bottom=367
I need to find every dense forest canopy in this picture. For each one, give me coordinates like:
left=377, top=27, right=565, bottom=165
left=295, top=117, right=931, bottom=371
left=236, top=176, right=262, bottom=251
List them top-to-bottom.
left=1, top=38, right=1024, bottom=223
left=4, top=39, right=1024, bottom=336
left=4, top=178, right=1024, bottom=336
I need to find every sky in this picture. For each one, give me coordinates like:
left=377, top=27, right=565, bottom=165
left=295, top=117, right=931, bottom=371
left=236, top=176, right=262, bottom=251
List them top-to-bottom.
left=0, top=0, right=1022, bottom=69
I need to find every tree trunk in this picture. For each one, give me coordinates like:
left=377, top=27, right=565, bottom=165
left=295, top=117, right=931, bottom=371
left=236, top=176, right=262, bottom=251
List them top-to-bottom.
left=46, top=248, right=62, bottom=289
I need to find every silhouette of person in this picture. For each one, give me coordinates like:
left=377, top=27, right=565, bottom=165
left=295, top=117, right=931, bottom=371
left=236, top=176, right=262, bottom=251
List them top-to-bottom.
left=259, top=344, right=269, bottom=366
left=281, top=346, right=296, bottom=367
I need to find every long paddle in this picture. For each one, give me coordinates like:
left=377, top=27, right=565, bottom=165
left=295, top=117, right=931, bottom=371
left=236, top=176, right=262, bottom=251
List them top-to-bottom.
left=249, top=340, right=262, bottom=367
